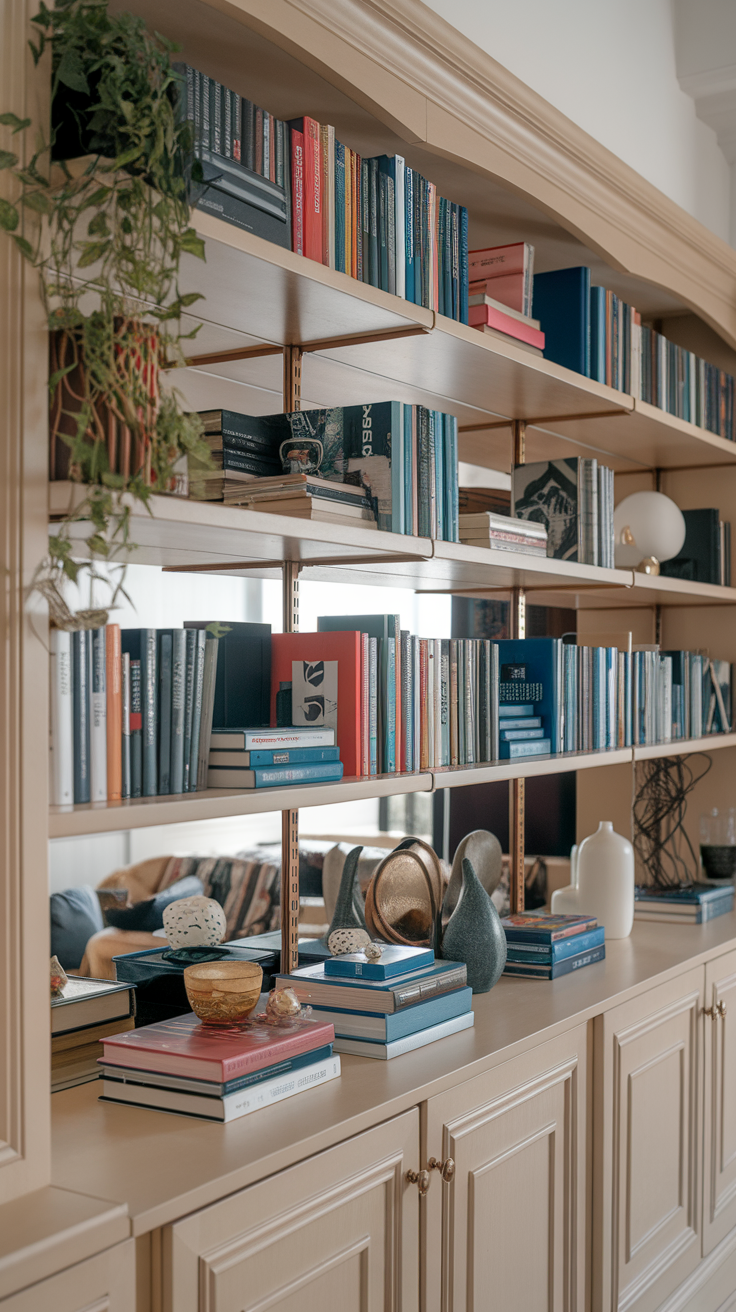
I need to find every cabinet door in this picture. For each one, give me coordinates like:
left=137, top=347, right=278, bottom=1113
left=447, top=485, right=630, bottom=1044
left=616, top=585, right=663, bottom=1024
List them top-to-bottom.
left=703, top=948, right=736, bottom=1254
left=593, top=967, right=703, bottom=1312
left=424, top=1025, right=588, bottom=1312
left=164, top=1109, right=419, bottom=1312
left=0, top=1241, right=134, bottom=1311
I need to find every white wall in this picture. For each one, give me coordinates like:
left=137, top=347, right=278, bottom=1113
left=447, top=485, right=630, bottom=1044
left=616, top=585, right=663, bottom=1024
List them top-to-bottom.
left=421, top=0, right=733, bottom=245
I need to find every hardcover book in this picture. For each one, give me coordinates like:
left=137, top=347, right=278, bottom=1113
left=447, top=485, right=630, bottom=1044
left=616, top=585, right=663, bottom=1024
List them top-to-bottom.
left=532, top=266, right=591, bottom=376
left=512, top=458, right=599, bottom=564
left=185, top=621, right=271, bottom=731
left=271, top=632, right=361, bottom=776
left=501, top=913, right=598, bottom=944
left=324, top=945, right=434, bottom=980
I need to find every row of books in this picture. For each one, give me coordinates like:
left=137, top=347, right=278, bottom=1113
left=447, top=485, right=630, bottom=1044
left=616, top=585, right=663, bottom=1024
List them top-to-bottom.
left=174, top=63, right=470, bottom=321
left=533, top=267, right=736, bottom=443
left=189, top=404, right=460, bottom=541
left=512, top=456, right=616, bottom=568
left=661, top=508, right=732, bottom=588
left=633, top=883, right=735, bottom=926
left=501, top=914, right=604, bottom=980
left=278, top=945, right=474, bottom=1059
left=52, top=976, right=136, bottom=1092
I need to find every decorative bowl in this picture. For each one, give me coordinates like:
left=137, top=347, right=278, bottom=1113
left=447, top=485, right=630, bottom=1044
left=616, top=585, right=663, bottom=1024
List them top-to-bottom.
left=184, top=960, right=263, bottom=1025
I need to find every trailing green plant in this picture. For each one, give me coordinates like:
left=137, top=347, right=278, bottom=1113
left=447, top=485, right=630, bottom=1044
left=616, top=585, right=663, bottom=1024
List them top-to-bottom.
left=0, top=0, right=212, bottom=627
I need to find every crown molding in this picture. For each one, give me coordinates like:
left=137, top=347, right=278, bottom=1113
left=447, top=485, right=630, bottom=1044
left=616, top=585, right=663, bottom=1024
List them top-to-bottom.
left=226, top=0, right=736, bottom=348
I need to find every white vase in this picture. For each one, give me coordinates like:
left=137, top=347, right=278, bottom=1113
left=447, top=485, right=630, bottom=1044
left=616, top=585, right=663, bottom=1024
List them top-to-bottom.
left=552, top=821, right=634, bottom=938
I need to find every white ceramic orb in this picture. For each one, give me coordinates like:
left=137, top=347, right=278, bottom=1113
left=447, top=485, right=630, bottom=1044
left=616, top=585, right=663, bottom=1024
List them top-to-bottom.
left=613, top=492, right=686, bottom=567
left=162, top=895, right=227, bottom=949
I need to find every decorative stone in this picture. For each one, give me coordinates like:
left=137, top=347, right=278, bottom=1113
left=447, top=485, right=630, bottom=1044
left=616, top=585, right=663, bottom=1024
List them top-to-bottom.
left=323, top=846, right=367, bottom=945
left=439, top=857, right=507, bottom=993
left=163, top=895, right=227, bottom=949
left=328, top=927, right=372, bottom=956
left=363, top=941, right=383, bottom=961
left=50, top=955, right=68, bottom=996
left=267, top=988, right=301, bottom=1018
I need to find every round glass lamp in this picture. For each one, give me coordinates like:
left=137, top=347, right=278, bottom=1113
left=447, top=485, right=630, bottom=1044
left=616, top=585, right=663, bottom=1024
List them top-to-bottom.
left=613, top=491, right=686, bottom=573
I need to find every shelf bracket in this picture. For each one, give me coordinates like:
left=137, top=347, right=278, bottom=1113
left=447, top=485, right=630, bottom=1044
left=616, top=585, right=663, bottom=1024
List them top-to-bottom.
left=183, top=324, right=431, bottom=372
left=458, top=407, right=629, bottom=436
left=162, top=552, right=428, bottom=576
left=281, top=557, right=301, bottom=977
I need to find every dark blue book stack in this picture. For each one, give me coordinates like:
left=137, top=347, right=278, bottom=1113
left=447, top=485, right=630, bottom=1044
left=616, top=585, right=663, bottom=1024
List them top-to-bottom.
left=497, top=639, right=562, bottom=759
left=634, top=884, right=735, bottom=924
left=501, top=913, right=604, bottom=980
left=276, top=946, right=474, bottom=1059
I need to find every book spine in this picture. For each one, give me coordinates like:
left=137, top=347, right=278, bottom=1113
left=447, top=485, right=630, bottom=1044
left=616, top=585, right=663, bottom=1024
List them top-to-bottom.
left=230, top=90, right=241, bottom=162
left=304, top=117, right=321, bottom=263
left=290, top=127, right=304, bottom=256
left=334, top=140, right=345, bottom=275
left=361, top=158, right=370, bottom=283
left=369, top=158, right=379, bottom=288
left=459, top=207, right=469, bottom=323
left=105, top=624, right=122, bottom=801
left=89, top=627, right=107, bottom=802
left=181, top=628, right=196, bottom=792
left=49, top=629, right=74, bottom=806
left=141, top=629, right=158, bottom=797
left=170, top=629, right=186, bottom=794
left=188, top=629, right=207, bottom=791
left=72, top=630, right=91, bottom=804
left=401, top=630, right=411, bottom=773
left=361, top=631, right=370, bottom=777
left=158, top=634, right=172, bottom=795
left=197, top=636, right=219, bottom=790
left=369, top=636, right=378, bottom=776
left=449, top=638, right=459, bottom=765
left=419, top=640, right=429, bottom=769
left=121, top=652, right=131, bottom=799
left=129, top=658, right=142, bottom=798
left=252, top=763, right=344, bottom=786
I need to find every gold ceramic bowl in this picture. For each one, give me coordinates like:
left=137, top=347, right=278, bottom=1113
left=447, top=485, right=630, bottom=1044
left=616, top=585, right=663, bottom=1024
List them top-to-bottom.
left=184, top=961, right=263, bottom=1025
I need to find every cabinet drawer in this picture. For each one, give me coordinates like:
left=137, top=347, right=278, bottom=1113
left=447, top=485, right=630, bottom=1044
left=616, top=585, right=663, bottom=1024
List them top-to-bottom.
left=593, top=967, right=703, bottom=1312
left=424, top=1025, right=588, bottom=1312
left=164, top=1109, right=420, bottom=1312
left=0, top=1241, right=134, bottom=1311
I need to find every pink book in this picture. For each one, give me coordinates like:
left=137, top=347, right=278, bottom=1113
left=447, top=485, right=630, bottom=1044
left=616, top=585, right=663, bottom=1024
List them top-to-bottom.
left=290, top=128, right=304, bottom=256
left=468, top=241, right=530, bottom=278
left=469, top=271, right=525, bottom=314
left=469, top=302, right=545, bottom=350
left=361, top=632, right=370, bottom=776
left=101, top=1012, right=335, bottom=1081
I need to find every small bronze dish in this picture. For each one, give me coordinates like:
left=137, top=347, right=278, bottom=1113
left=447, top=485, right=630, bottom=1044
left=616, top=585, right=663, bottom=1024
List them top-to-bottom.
left=184, top=960, right=263, bottom=1025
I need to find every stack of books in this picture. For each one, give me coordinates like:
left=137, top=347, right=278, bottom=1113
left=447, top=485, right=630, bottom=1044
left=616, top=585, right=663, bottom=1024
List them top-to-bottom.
left=468, top=245, right=543, bottom=353
left=189, top=403, right=460, bottom=542
left=458, top=487, right=511, bottom=517
left=661, top=508, right=732, bottom=588
left=459, top=511, right=548, bottom=556
left=208, top=726, right=343, bottom=789
left=634, top=884, right=735, bottom=925
left=501, top=913, right=604, bottom=979
left=276, top=945, right=474, bottom=1059
left=52, top=977, right=136, bottom=1092
left=98, top=1012, right=338, bottom=1122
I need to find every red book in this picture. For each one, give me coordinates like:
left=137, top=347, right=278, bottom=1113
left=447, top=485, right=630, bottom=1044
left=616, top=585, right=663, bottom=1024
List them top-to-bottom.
left=289, top=117, right=321, bottom=262
left=291, top=127, right=304, bottom=256
left=469, top=241, right=530, bottom=278
left=469, top=272, right=525, bottom=314
left=468, top=302, right=545, bottom=350
left=271, top=630, right=361, bottom=777
left=360, top=632, right=370, bottom=776
left=101, top=1012, right=335, bottom=1081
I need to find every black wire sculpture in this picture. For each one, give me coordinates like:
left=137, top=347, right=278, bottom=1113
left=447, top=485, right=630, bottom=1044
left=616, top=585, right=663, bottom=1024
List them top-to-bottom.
left=633, top=754, right=712, bottom=888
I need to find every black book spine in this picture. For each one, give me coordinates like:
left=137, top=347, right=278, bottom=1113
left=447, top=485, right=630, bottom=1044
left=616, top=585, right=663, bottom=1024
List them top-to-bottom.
left=182, top=628, right=197, bottom=791
left=141, top=629, right=158, bottom=797
left=158, top=633, right=172, bottom=795
left=130, top=658, right=142, bottom=798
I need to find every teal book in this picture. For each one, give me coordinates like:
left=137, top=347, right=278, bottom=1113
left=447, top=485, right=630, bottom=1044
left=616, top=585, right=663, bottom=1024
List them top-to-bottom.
left=334, top=140, right=346, bottom=275
left=71, top=629, right=90, bottom=804
left=139, top=630, right=158, bottom=797
left=381, top=636, right=396, bottom=773
left=499, top=737, right=551, bottom=759
left=505, top=927, right=605, bottom=964
left=325, top=945, right=434, bottom=980
left=503, top=945, right=605, bottom=979
left=311, top=985, right=472, bottom=1041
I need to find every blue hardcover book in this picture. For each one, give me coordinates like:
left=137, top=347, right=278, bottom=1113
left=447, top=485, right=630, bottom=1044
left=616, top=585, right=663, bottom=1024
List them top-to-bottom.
left=334, top=141, right=346, bottom=274
left=368, top=157, right=379, bottom=289
left=405, top=166, right=415, bottom=303
left=451, top=203, right=459, bottom=321
left=459, top=205, right=469, bottom=324
left=532, top=266, right=591, bottom=377
left=590, top=285, right=606, bottom=383
left=403, top=403, right=414, bottom=535
left=434, top=411, right=444, bottom=541
left=446, top=413, right=459, bottom=542
left=71, top=629, right=91, bottom=804
left=382, top=636, right=396, bottom=773
left=498, top=638, right=563, bottom=752
left=563, top=642, right=577, bottom=753
left=592, top=646, right=606, bottom=750
left=606, top=647, right=617, bottom=748
left=499, top=703, right=535, bottom=718
left=499, top=716, right=542, bottom=730
left=500, top=727, right=545, bottom=742
left=499, top=738, right=551, bottom=759
left=211, top=746, right=341, bottom=767
left=635, top=884, right=734, bottom=906
left=505, top=926, right=605, bottom=964
left=325, top=945, right=434, bottom=980
left=503, top=945, right=605, bottom=979
left=311, top=985, right=472, bottom=1041
left=101, top=1043, right=335, bottom=1098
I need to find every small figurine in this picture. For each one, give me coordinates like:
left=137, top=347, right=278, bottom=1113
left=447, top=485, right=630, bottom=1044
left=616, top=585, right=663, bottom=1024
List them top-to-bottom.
left=328, top=927, right=371, bottom=956
left=263, top=987, right=311, bottom=1027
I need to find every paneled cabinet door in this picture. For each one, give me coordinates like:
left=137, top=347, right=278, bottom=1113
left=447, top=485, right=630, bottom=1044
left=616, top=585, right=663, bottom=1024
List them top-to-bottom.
left=703, top=948, right=736, bottom=1254
left=593, top=967, right=704, bottom=1312
left=423, top=1025, right=588, bottom=1312
left=164, top=1109, right=420, bottom=1312
left=0, top=1240, right=134, bottom=1311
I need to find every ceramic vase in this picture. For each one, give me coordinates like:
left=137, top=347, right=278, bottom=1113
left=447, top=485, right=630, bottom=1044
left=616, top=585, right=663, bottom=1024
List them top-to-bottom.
left=551, top=821, right=634, bottom=938
left=440, top=857, right=507, bottom=993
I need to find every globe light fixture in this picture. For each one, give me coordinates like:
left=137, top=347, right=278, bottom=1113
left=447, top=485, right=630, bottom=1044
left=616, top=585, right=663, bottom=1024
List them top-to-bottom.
left=613, top=491, right=686, bottom=574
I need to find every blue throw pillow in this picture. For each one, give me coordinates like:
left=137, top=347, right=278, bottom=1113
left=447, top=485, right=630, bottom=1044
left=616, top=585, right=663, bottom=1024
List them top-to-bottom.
left=104, top=874, right=204, bottom=933
left=50, top=885, right=105, bottom=971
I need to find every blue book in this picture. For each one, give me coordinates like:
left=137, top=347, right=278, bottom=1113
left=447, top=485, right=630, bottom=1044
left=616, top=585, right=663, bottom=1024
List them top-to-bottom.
left=334, top=141, right=346, bottom=274
left=405, top=166, right=415, bottom=303
left=459, top=205, right=469, bottom=324
left=532, top=266, right=591, bottom=377
left=590, top=285, right=606, bottom=383
left=434, top=410, right=444, bottom=541
left=72, top=629, right=91, bottom=804
left=382, top=636, right=396, bottom=773
left=498, top=638, right=563, bottom=752
left=563, top=643, right=577, bottom=753
left=592, top=646, right=606, bottom=750
left=499, top=703, right=535, bottom=718
left=500, top=716, right=542, bottom=730
left=500, top=727, right=545, bottom=742
left=499, top=738, right=551, bottom=759
left=211, top=746, right=340, bottom=767
left=207, top=761, right=344, bottom=788
left=635, top=884, right=734, bottom=906
left=505, top=927, right=605, bottom=964
left=325, top=945, right=434, bottom=980
left=504, top=945, right=605, bottom=979
left=278, top=959, right=467, bottom=1013
left=311, top=986, right=472, bottom=1041
left=101, top=1043, right=335, bottom=1098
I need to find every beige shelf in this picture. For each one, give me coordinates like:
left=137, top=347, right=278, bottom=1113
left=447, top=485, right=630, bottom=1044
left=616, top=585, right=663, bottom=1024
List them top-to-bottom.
left=633, top=733, right=736, bottom=762
left=432, top=748, right=633, bottom=789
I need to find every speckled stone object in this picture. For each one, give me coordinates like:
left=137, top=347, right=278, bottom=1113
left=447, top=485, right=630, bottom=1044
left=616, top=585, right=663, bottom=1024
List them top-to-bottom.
left=440, top=857, right=507, bottom=993
left=162, top=895, right=227, bottom=949
left=328, top=927, right=372, bottom=955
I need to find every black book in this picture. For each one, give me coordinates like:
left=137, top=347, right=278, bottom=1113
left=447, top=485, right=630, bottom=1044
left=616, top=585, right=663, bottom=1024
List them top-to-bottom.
left=661, top=508, right=721, bottom=586
left=184, top=621, right=271, bottom=730
left=71, top=630, right=91, bottom=804
left=158, top=632, right=173, bottom=795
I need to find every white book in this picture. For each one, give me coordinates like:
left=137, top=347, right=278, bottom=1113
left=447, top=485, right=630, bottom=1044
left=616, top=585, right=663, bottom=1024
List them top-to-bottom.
left=394, top=155, right=405, bottom=299
left=90, top=626, right=107, bottom=802
left=49, top=629, right=74, bottom=805
left=209, top=728, right=336, bottom=750
left=333, top=1011, right=474, bottom=1060
left=100, top=1054, right=341, bottom=1122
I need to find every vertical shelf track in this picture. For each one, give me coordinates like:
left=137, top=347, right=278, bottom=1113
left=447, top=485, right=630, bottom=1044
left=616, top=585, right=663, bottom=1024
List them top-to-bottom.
left=280, top=349, right=302, bottom=976
left=509, top=419, right=527, bottom=915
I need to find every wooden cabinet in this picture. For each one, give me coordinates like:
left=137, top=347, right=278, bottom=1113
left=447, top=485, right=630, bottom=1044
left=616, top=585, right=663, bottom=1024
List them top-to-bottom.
left=703, top=948, right=736, bottom=1255
left=593, top=968, right=704, bottom=1312
left=423, top=1026, right=588, bottom=1312
left=163, top=1110, right=419, bottom=1312
left=0, top=1241, right=134, bottom=1311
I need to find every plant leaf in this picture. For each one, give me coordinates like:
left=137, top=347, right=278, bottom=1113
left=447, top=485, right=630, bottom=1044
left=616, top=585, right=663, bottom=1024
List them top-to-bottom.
left=56, top=48, right=89, bottom=94
left=0, top=112, right=30, bottom=134
left=0, top=149, right=18, bottom=169
left=21, top=190, right=52, bottom=214
left=0, top=198, right=19, bottom=231
left=177, top=228, right=205, bottom=259
left=12, top=234, right=33, bottom=258
left=77, top=240, right=111, bottom=267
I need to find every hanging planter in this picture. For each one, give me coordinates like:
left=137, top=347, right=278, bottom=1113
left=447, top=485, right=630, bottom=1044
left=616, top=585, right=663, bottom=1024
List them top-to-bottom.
left=1, top=0, right=212, bottom=627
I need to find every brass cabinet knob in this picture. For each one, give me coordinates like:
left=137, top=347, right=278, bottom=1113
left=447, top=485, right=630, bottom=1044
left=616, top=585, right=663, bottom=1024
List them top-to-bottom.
left=718, top=1000, right=728, bottom=1019
left=704, top=1001, right=728, bottom=1020
left=704, top=1006, right=717, bottom=1019
left=428, top=1156, right=456, bottom=1183
left=406, top=1168, right=431, bottom=1196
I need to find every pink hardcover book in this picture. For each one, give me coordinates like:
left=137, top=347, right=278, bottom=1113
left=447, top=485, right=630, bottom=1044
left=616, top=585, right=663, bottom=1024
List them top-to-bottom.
left=468, top=241, right=529, bottom=278
left=469, top=271, right=525, bottom=314
left=469, top=303, right=545, bottom=350
left=101, top=1013, right=335, bottom=1081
